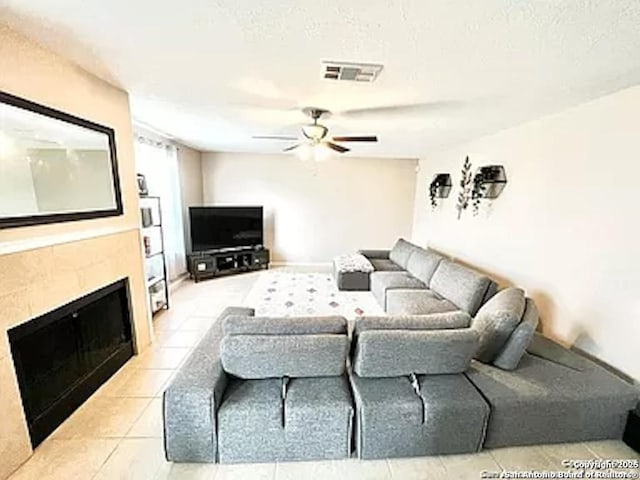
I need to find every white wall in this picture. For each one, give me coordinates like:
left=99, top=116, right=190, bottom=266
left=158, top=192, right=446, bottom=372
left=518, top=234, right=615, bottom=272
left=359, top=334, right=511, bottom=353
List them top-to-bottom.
left=412, top=85, right=640, bottom=381
left=202, top=152, right=417, bottom=263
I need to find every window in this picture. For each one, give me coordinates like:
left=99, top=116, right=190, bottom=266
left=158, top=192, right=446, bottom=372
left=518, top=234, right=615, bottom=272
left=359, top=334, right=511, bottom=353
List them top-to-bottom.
left=134, top=137, right=186, bottom=280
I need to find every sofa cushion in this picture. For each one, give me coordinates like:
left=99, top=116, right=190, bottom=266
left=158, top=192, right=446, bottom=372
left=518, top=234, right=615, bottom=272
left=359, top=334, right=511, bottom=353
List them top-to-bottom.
left=388, top=238, right=418, bottom=269
left=406, top=248, right=445, bottom=285
left=369, top=258, right=405, bottom=272
left=429, top=260, right=494, bottom=315
left=370, top=271, right=426, bottom=310
left=472, top=287, right=525, bottom=363
left=386, top=289, right=459, bottom=315
left=492, top=298, right=539, bottom=370
left=354, top=311, right=472, bottom=336
left=223, top=315, right=347, bottom=336
left=353, top=328, right=478, bottom=377
left=526, top=332, right=590, bottom=371
left=220, top=333, right=349, bottom=379
left=466, top=349, right=638, bottom=447
left=351, top=374, right=489, bottom=459
left=218, top=376, right=353, bottom=463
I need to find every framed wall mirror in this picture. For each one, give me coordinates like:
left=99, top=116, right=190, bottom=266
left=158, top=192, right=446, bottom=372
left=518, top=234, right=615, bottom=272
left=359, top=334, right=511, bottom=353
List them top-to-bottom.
left=0, top=91, right=123, bottom=229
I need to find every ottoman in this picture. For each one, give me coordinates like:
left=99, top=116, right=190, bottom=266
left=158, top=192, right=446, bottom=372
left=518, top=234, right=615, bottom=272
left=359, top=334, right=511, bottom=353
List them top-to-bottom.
left=333, top=253, right=374, bottom=291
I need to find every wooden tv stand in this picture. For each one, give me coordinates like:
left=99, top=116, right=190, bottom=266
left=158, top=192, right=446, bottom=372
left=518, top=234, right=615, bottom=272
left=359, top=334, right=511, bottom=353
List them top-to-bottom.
left=187, top=248, right=270, bottom=283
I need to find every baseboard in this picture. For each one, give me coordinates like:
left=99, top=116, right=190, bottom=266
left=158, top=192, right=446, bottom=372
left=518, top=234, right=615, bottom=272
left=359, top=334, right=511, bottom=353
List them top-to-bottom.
left=169, top=273, right=189, bottom=292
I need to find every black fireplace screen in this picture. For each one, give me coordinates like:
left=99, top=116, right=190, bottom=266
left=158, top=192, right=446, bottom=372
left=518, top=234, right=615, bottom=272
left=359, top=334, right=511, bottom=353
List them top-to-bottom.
left=8, top=279, right=134, bottom=447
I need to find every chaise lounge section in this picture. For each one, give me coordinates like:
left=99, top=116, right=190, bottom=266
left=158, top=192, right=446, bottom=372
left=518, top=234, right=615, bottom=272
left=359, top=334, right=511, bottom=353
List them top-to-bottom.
left=468, top=334, right=639, bottom=448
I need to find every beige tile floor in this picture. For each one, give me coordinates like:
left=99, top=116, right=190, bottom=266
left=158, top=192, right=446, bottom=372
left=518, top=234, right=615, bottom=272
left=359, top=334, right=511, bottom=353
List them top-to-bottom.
left=8, top=268, right=640, bottom=480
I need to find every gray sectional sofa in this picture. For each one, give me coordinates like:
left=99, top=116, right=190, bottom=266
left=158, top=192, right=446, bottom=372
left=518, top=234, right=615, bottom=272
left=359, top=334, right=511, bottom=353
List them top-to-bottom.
left=163, top=239, right=638, bottom=464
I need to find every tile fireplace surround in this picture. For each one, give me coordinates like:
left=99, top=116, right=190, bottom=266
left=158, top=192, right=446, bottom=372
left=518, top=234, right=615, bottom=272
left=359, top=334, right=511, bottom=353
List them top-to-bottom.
left=0, top=229, right=152, bottom=479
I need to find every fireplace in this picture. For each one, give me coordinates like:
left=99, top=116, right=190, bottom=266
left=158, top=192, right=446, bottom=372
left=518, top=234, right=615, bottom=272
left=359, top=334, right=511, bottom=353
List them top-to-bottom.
left=8, top=279, right=134, bottom=447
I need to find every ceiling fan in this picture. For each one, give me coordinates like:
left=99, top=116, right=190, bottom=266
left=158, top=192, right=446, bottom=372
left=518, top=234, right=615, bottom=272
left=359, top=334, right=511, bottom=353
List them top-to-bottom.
left=252, top=107, right=377, bottom=154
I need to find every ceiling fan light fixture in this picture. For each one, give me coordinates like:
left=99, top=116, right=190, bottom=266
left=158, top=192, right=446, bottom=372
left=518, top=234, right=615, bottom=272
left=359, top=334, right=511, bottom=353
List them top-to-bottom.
left=301, top=124, right=327, bottom=141
left=294, top=142, right=333, bottom=162
left=314, top=142, right=333, bottom=162
left=295, top=143, right=314, bottom=161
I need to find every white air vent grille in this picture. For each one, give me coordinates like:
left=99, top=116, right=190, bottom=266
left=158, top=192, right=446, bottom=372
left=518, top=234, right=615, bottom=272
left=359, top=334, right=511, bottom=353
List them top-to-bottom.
left=321, top=61, right=383, bottom=82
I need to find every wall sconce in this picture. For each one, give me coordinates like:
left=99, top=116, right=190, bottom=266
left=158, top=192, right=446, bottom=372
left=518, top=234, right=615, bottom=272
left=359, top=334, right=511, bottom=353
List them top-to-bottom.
left=471, top=165, right=507, bottom=215
left=429, top=173, right=452, bottom=209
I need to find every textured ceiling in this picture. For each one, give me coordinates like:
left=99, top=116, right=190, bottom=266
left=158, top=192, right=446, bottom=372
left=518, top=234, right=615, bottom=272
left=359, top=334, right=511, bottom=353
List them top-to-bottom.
left=1, top=0, right=640, bottom=157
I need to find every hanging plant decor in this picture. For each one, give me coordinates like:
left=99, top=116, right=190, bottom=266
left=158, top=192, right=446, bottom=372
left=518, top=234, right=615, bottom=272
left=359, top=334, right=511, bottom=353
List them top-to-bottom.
left=456, top=156, right=473, bottom=219
left=471, top=165, right=508, bottom=216
left=471, top=172, right=487, bottom=216
left=428, top=173, right=452, bottom=210
left=429, top=183, right=438, bottom=209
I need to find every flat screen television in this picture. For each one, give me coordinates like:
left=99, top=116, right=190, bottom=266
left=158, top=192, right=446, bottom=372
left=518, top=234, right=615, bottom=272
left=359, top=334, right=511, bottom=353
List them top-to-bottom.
left=189, top=206, right=263, bottom=252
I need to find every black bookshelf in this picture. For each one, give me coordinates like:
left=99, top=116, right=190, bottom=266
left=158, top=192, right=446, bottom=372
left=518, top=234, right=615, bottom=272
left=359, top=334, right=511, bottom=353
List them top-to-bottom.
left=140, top=196, right=169, bottom=314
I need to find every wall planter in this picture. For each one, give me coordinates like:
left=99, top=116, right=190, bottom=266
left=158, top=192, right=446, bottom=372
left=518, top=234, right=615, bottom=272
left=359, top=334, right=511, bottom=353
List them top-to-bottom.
left=471, top=165, right=508, bottom=215
left=429, top=173, right=452, bottom=209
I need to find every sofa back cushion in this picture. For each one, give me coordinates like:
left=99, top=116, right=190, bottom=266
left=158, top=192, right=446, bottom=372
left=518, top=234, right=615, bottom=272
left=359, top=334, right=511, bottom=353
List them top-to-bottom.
left=388, top=238, right=418, bottom=269
left=406, top=247, right=444, bottom=284
left=429, top=260, right=494, bottom=315
left=471, top=287, right=526, bottom=363
left=492, top=298, right=539, bottom=370
left=355, top=311, right=471, bottom=336
left=220, top=315, right=349, bottom=379
left=223, top=315, right=347, bottom=335
left=353, top=328, right=478, bottom=377
left=221, top=334, right=349, bottom=379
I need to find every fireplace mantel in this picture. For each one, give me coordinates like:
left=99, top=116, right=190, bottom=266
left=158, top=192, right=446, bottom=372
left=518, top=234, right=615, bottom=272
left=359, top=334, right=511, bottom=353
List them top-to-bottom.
left=0, top=229, right=152, bottom=479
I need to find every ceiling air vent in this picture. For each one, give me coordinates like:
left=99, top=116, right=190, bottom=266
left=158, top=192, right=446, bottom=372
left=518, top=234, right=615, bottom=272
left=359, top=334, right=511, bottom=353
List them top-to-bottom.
left=321, top=61, right=383, bottom=82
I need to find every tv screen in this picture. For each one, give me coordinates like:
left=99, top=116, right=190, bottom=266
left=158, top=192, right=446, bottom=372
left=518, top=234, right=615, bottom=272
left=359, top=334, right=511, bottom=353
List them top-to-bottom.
left=189, top=206, right=263, bottom=252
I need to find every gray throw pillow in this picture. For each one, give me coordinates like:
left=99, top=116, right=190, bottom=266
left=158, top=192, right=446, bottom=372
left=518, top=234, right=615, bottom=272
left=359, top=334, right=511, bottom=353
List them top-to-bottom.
left=472, top=287, right=525, bottom=363
left=492, top=298, right=539, bottom=370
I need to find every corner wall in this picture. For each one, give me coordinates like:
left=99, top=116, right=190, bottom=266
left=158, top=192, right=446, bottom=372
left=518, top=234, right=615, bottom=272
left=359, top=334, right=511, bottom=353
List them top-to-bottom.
left=0, top=24, right=152, bottom=478
left=412, top=85, right=640, bottom=381
left=177, top=145, right=203, bottom=250
left=202, top=152, right=417, bottom=263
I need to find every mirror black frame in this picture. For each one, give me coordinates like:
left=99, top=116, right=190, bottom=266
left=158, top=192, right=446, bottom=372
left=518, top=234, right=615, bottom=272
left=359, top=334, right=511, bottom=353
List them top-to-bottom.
left=0, top=90, right=123, bottom=229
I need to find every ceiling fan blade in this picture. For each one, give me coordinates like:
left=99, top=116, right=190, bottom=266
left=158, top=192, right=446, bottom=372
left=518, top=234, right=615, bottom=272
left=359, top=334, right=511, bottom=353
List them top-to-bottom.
left=338, top=101, right=466, bottom=118
left=253, top=135, right=298, bottom=141
left=331, top=136, right=378, bottom=142
left=325, top=142, right=350, bottom=153
left=283, top=144, right=301, bottom=152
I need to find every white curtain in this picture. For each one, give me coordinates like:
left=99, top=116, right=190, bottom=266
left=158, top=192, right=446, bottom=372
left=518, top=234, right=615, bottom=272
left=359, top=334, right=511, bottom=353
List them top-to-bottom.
left=135, top=138, right=186, bottom=280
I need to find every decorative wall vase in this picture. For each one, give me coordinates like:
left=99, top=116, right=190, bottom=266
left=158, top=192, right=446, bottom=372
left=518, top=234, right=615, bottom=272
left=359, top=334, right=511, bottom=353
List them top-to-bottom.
left=455, top=156, right=473, bottom=219
left=471, top=165, right=508, bottom=216
left=429, top=173, right=452, bottom=209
